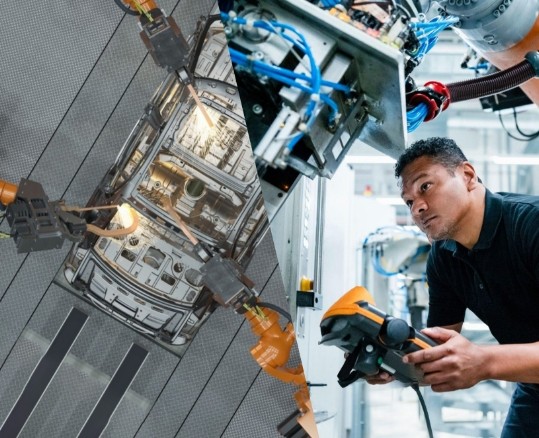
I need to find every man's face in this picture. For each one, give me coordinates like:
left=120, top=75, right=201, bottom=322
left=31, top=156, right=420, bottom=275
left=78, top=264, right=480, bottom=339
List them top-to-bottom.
left=400, top=156, right=471, bottom=241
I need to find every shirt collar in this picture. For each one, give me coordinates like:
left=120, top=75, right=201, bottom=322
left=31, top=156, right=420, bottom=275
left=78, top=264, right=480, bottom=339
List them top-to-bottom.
left=439, top=189, right=503, bottom=254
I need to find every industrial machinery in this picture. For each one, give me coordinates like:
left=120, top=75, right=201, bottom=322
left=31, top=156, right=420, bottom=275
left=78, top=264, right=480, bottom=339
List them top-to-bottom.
left=222, top=0, right=539, bottom=217
left=222, top=0, right=411, bottom=217
left=3, top=1, right=539, bottom=436
left=1, top=4, right=318, bottom=436
left=56, top=12, right=264, bottom=348
left=0, top=178, right=140, bottom=253
left=361, top=226, right=431, bottom=328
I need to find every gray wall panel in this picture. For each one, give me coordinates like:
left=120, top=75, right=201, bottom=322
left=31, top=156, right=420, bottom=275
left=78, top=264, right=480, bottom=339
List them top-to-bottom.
left=0, top=0, right=312, bottom=436
left=0, top=1, right=123, bottom=182
left=28, top=19, right=151, bottom=201
left=244, top=229, right=281, bottom=289
left=0, top=249, right=69, bottom=365
left=0, top=251, right=28, bottom=299
left=0, top=284, right=179, bottom=437
left=134, top=305, right=246, bottom=437
left=0, top=334, right=47, bottom=425
left=19, top=361, right=106, bottom=438
left=222, top=374, right=298, bottom=438
left=101, top=381, right=154, bottom=438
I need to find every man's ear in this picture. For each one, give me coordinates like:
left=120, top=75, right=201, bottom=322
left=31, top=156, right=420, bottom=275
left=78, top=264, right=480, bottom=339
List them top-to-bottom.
left=461, top=162, right=479, bottom=190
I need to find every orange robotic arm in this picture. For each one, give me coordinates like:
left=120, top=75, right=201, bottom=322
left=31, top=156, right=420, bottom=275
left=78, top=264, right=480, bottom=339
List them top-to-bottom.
left=121, top=0, right=158, bottom=13
left=438, top=0, right=539, bottom=105
left=117, top=1, right=214, bottom=126
left=480, top=18, right=539, bottom=105
left=1, top=177, right=138, bottom=252
left=0, top=179, right=17, bottom=207
left=243, top=300, right=319, bottom=438
left=244, top=302, right=305, bottom=385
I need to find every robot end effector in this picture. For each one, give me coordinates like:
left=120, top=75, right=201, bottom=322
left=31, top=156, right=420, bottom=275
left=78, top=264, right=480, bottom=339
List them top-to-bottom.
left=120, top=1, right=191, bottom=80
left=0, top=179, right=87, bottom=253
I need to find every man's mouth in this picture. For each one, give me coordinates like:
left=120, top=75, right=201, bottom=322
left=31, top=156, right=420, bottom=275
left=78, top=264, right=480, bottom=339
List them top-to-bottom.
left=422, top=216, right=436, bottom=227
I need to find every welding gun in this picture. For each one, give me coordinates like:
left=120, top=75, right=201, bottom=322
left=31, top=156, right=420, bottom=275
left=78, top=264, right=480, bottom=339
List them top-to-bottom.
left=118, top=1, right=190, bottom=73
left=320, top=286, right=437, bottom=387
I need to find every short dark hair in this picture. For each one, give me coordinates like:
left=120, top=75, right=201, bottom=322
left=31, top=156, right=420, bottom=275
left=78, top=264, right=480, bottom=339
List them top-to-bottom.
left=394, top=137, right=468, bottom=179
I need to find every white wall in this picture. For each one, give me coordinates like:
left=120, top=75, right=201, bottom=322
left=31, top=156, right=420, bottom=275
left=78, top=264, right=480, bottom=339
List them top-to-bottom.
left=292, top=164, right=396, bottom=437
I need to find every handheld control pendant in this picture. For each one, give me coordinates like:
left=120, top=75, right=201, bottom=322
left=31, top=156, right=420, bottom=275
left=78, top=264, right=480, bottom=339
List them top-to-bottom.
left=320, top=287, right=437, bottom=387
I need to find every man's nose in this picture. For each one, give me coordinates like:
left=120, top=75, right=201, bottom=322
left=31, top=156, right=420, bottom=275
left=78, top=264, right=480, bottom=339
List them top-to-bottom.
left=411, top=199, right=427, bottom=217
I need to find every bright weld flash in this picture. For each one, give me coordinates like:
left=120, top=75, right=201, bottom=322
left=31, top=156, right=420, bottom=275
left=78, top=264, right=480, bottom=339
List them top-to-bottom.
left=186, top=83, right=214, bottom=129
left=118, top=204, right=137, bottom=230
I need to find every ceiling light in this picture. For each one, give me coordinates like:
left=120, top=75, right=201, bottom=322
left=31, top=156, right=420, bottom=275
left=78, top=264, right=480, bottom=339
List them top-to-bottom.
left=490, top=155, right=539, bottom=165
left=346, top=156, right=396, bottom=164
left=373, top=197, right=405, bottom=206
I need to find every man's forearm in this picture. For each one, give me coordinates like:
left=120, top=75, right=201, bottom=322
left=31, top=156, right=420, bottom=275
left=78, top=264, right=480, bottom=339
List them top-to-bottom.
left=483, top=342, right=539, bottom=383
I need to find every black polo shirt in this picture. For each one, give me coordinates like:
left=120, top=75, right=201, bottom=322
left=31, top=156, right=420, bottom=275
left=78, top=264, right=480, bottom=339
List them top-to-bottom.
left=426, top=189, right=539, bottom=344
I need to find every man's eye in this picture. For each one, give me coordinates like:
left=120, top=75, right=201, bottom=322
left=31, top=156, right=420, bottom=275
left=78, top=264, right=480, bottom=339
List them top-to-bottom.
left=420, top=183, right=431, bottom=192
left=405, top=200, right=413, bottom=208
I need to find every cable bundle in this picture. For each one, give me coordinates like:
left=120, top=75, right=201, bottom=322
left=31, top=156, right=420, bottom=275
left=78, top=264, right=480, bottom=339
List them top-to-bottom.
left=222, top=12, right=352, bottom=150
left=409, top=16, right=459, bottom=62
left=406, top=102, right=428, bottom=132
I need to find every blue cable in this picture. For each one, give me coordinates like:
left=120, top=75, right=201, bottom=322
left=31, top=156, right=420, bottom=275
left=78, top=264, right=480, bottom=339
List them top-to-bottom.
left=321, top=0, right=340, bottom=8
left=224, top=14, right=322, bottom=114
left=225, top=14, right=347, bottom=150
left=410, top=16, right=458, bottom=62
left=406, top=17, right=458, bottom=131
left=229, top=48, right=351, bottom=93
left=231, top=52, right=340, bottom=117
left=468, top=63, right=489, bottom=71
left=407, top=103, right=428, bottom=133
left=363, top=227, right=429, bottom=277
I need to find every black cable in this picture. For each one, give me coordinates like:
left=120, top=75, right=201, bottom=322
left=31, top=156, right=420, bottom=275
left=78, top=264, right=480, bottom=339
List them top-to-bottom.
left=113, top=0, right=139, bottom=16
left=352, top=1, right=394, bottom=7
left=394, top=3, right=412, bottom=19
left=188, top=14, right=222, bottom=73
left=447, top=59, right=537, bottom=103
left=513, top=108, right=539, bottom=139
left=498, top=112, right=539, bottom=142
left=257, top=302, right=292, bottom=323
left=412, top=383, right=434, bottom=438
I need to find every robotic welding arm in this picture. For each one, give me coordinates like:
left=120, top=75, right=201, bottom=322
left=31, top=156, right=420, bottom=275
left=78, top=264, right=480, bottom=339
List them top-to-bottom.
left=409, top=0, right=539, bottom=113
left=432, top=0, right=539, bottom=105
left=1, top=178, right=139, bottom=253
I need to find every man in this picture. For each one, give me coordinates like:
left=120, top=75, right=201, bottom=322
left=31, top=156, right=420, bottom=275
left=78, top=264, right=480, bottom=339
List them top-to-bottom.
left=394, top=137, right=539, bottom=437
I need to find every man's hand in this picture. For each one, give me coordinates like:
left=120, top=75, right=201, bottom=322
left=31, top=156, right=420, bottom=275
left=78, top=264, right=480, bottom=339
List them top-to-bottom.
left=403, top=327, right=489, bottom=392
left=343, top=353, right=396, bottom=385
left=364, top=371, right=396, bottom=385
